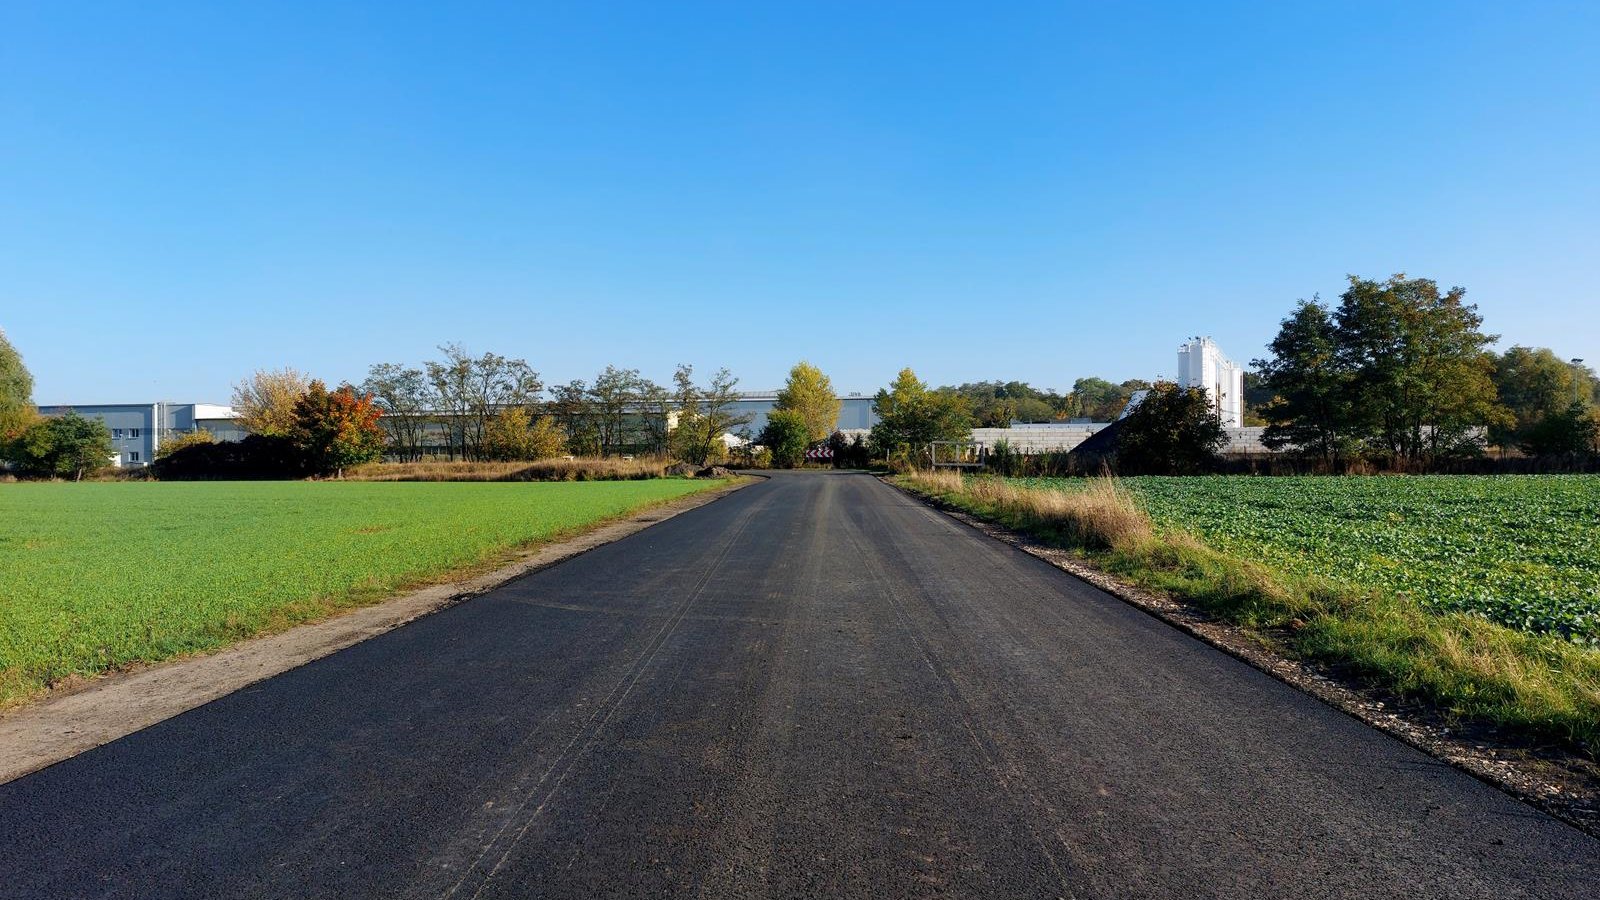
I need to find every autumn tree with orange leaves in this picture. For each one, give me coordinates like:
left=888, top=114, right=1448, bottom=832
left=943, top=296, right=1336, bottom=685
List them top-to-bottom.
left=291, top=380, right=386, bottom=477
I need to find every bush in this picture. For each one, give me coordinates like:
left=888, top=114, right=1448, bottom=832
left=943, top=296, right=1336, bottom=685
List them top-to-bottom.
left=1114, top=381, right=1226, bottom=475
left=760, top=409, right=810, bottom=468
left=9, top=412, right=114, bottom=480
left=156, top=428, right=215, bottom=459
left=153, top=434, right=305, bottom=479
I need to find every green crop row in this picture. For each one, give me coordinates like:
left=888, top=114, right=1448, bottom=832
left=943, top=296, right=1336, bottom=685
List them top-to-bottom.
left=1013, top=475, right=1600, bottom=644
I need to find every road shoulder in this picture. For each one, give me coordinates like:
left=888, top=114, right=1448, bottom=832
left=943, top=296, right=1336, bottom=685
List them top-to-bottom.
left=884, top=475, right=1600, bottom=838
left=0, top=477, right=754, bottom=786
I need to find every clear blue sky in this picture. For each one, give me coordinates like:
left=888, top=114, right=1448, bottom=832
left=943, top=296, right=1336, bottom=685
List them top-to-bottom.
left=3, top=1, right=1597, bottom=404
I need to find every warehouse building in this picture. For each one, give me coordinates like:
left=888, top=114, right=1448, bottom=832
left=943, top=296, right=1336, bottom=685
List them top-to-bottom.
left=34, top=402, right=245, bottom=467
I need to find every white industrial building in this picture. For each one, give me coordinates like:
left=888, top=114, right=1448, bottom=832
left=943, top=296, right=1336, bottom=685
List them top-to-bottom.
left=1176, top=336, right=1245, bottom=428
left=34, top=402, right=245, bottom=467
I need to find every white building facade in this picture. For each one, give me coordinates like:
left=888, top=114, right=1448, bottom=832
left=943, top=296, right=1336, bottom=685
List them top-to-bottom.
left=1176, top=336, right=1246, bottom=428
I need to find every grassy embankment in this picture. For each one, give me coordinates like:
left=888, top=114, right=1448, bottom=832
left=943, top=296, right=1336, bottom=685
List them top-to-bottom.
left=898, top=470, right=1600, bottom=755
left=0, top=478, right=728, bottom=708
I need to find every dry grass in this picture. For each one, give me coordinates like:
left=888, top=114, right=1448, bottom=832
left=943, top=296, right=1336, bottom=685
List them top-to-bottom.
left=347, top=458, right=674, bottom=482
left=898, top=469, right=1600, bottom=753
left=905, top=470, right=1150, bottom=550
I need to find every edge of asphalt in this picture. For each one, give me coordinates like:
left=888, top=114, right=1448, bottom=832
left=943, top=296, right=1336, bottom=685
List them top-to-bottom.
left=0, top=476, right=757, bottom=787
left=884, top=476, right=1600, bottom=840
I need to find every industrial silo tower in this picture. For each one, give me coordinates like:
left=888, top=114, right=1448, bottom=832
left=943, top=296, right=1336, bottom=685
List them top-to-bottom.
left=1176, top=336, right=1245, bottom=428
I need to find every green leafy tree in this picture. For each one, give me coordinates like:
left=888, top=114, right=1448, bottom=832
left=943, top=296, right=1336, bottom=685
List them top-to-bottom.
left=1334, top=274, right=1505, bottom=460
left=1254, top=299, right=1357, bottom=464
left=0, top=328, right=35, bottom=445
left=424, top=345, right=542, bottom=460
left=1491, top=346, right=1597, bottom=452
left=774, top=361, right=841, bottom=442
left=361, top=363, right=438, bottom=461
left=588, top=365, right=647, bottom=457
left=672, top=367, right=751, bottom=466
left=868, top=368, right=973, bottom=466
left=1240, top=371, right=1274, bottom=426
left=1067, top=377, right=1148, bottom=421
left=549, top=379, right=601, bottom=457
left=291, top=381, right=387, bottom=477
left=942, top=381, right=1062, bottom=426
left=1113, top=381, right=1226, bottom=475
left=1519, top=399, right=1599, bottom=456
left=759, top=408, right=811, bottom=468
left=13, top=412, right=115, bottom=480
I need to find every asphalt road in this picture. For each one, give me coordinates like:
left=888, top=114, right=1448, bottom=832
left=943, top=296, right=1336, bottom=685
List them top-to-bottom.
left=2, top=471, right=1597, bottom=899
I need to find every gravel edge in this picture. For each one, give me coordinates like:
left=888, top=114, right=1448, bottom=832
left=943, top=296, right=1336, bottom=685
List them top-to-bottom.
left=888, top=477, right=1600, bottom=839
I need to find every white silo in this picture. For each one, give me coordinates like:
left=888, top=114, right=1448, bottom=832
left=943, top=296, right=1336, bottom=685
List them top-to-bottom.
left=1176, top=336, right=1245, bottom=427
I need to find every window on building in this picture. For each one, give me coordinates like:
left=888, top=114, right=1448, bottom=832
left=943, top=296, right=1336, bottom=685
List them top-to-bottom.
left=112, top=428, right=124, bottom=439
left=129, top=428, right=141, bottom=438
left=129, top=452, right=140, bottom=463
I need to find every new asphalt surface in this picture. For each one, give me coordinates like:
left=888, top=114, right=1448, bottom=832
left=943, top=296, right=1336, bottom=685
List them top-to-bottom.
left=2, top=471, right=1597, bottom=898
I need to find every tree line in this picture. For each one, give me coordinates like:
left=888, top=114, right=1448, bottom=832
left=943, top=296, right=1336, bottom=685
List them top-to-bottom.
left=1256, top=274, right=1599, bottom=466
left=336, top=346, right=754, bottom=465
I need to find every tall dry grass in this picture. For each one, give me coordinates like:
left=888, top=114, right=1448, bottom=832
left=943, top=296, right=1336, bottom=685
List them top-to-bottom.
left=347, top=458, right=674, bottom=482
left=904, top=470, right=1151, bottom=550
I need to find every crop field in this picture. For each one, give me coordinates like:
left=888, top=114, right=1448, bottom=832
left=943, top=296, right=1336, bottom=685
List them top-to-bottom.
left=1014, top=475, right=1600, bottom=642
left=0, top=479, right=724, bottom=706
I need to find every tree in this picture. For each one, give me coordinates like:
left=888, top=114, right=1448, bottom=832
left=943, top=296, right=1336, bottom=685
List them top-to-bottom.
left=1334, top=274, right=1504, bottom=461
left=1254, top=299, right=1357, bottom=464
left=0, top=328, right=36, bottom=444
left=424, top=345, right=542, bottom=460
left=1490, top=346, right=1597, bottom=452
left=774, top=361, right=841, bottom=442
left=361, top=363, right=437, bottom=461
left=588, top=365, right=647, bottom=457
left=673, top=367, right=752, bottom=466
left=232, top=368, right=311, bottom=437
left=868, top=368, right=973, bottom=466
left=1240, top=371, right=1274, bottom=426
left=1067, top=377, right=1147, bottom=421
left=637, top=378, right=676, bottom=457
left=549, top=379, right=600, bottom=457
left=291, top=381, right=386, bottom=477
left=942, top=381, right=1063, bottom=427
left=1113, top=381, right=1226, bottom=475
left=1519, top=399, right=1599, bottom=456
left=483, top=407, right=568, bottom=460
left=759, top=408, right=811, bottom=468
left=12, top=412, right=115, bottom=480
left=526, top=414, right=570, bottom=460
left=155, top=428, right=215, bottom=459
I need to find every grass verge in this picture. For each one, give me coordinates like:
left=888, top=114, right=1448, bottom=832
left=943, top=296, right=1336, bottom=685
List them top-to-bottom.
left=346, top=457, right=673, bottom=482
left=898, top=470, right=1600, bottom=756
left=0, top=478, right=732, bottom=708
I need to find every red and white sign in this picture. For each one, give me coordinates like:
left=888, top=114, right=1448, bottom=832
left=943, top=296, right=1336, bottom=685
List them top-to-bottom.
left=804, top=445, right=834, bottom=460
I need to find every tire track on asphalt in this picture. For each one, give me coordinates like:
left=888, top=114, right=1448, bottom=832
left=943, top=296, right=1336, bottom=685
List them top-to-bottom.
left=694, top=475, right=834, bottom=898
left=841, top=477, right=1086, bottom=900
left=437, top=486, right=776, bottom=900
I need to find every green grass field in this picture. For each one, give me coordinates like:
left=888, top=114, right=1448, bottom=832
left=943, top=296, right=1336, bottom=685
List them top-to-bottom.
left=1015, top=475, right=1600, bottom=643
left=0, top=479, right=725, bottom=706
